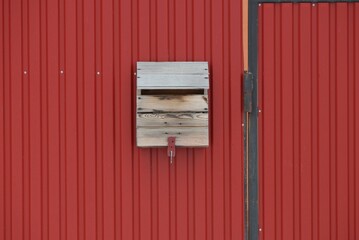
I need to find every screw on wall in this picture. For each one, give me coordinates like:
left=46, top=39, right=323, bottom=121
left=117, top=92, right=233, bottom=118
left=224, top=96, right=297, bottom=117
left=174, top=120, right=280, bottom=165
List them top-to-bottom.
left=167, top=137, right=176, bottom=165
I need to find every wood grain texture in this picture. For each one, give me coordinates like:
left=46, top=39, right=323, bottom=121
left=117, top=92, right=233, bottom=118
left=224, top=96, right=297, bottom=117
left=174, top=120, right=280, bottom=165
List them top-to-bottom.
left=137, top=62, right=209, bottom=75
left=137, top=74, right=209, bottom=89
left=137, top=95, right=208, bottom=113
left=137, top=113, right=208, bottom=127
left=137, top=127, right=209, bottom=147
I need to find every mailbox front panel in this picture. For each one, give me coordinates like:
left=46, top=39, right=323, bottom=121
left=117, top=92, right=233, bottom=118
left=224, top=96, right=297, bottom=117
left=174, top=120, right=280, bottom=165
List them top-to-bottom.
left=136, top=62, right=209, bottom=147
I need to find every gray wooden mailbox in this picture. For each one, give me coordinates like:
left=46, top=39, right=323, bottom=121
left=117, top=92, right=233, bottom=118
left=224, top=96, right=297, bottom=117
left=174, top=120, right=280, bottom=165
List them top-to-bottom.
left=136, top=62, right=209, bottom=148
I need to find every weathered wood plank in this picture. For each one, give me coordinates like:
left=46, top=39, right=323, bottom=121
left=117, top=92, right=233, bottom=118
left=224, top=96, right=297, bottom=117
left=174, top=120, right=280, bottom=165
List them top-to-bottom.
left=137, top=62, right=209, bottom=75
left=137, top=74, right=209, bottom=89
left=137, top=95, right=208, bottom=113
left=137, top=113, right=208, bottom=127
left=137, top=127, right=209, bottom=147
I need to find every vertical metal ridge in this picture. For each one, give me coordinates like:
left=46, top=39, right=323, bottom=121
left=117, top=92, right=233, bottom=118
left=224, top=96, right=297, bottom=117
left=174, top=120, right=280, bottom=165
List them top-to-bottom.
left=0, top=0, right=5, bottom=237
left=3, top=0, right=9, bottom=237
left=7, top=0, right=12, bottom=238
left=8, top=0, right=13, bottom=238
left=20, top=0, right=25, bottom=238
left=25, top=0, right=30, bottom=238
left=39, top=0, right=44, bottom=237
left=39, top=0, right=46, bottom=238
left=45, top=0, right=50, bottom=237
left=58, top=0, right=63, bottom=238
left=61, top=0, right=67, bottom=237
left=75, top=0, right=80, bottom=237
left=78, top=0, right=86, bottom=238
left=81, top=0, right=86, bottom=236
left=93, top=0, right=98, bottom=238
left=94, top=0, right=104, bottom=237
left=110, top=0, right=116, bottom=235
left=112, top=0, right=119, bottom=237
left=114, top=0, right=119, bottom=233
left=132, top=0, right=136, bottom=237
left=133, top=0, right=138, bottom=238
left=150, top=0, right=155, bottom=238
left=191, top=0, right=195, bottom=58
left=210, top=0, right=214, bottom=237
left=221, top=0, right=225, bottom=238
left=222, top=0, right=226, bottom=234
left=227, top=0, right=233, bottom=237
left=310, top=4, right=314, bottom=239
left=314, top=4, right=320, bottom=240
left=314, top=4, right=318, bottom=237
left=347, top=4, right=353, bottom=238
left=348, top=4, right=354, bottom=238
left=258, top=5, right=263, bottom=239
left=273, top=5, right=277, bottom=239
left=291, top=5, right=295, bottom=240
left=298, top=5, right=302, bottom=239
left=317, top=5, right=329, bottom=239
left=329, top=5, right=334, bottom=238
left=350, top=5, right=356, bottom=238
left=354, top=5, right=358, bottom=238
left=279, top=6, right=284, bottom=240
left=293, top=6, right=299, bottom=239
left=334, top=6, right=338, bottom=238
left=347, top=7, right=351, bottom=237
left=355, top=7, right=358, bottom=234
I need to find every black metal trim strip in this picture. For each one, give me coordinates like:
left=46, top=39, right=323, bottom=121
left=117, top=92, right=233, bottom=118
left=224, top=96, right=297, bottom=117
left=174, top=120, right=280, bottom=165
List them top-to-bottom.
left=246, top=0, right=259, bottom=239
left=255, top=0, right=359, bottom=2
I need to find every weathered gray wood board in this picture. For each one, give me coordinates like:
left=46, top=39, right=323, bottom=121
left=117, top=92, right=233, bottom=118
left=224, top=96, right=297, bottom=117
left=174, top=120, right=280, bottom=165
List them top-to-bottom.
left=136, top=61, right=209, bottom=147
left=137, top=62, right=208, bottom=75
left=137, top=75, right=209, bottom=89
left=137, top=95, right=208, bottom=113
left=137, top=113, right=208, bottom=127
left=137, top=127, right=208, bottom=147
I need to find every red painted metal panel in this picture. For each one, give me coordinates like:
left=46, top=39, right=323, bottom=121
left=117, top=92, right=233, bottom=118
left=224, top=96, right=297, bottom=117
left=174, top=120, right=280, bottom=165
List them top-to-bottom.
left=0, top=0, right=244, bottom=239
left=259, top=3, right=359, bottom=240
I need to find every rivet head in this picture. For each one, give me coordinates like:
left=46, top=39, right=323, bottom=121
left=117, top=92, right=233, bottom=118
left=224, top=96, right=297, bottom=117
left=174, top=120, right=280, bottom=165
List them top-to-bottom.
left=258, top=3, right=261, bottom=6
left=312, top=3, right=315, bottom=6
left=24, top=70, right=27, bottom=75
left=60, top=70, right=64, bottom=74
left=96, top=71, right=100, bottom=75
left=258, top=109, right=262, bottom=113
left=242, top=123, right=244, bottom=127
left=259, top=228, right=262, bottom=232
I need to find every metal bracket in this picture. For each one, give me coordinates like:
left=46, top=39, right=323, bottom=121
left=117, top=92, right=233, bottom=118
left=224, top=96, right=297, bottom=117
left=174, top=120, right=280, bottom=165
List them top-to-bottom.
left=244, top=71, right=254, bottom=113
left=167, top=137, right=176, bottom=164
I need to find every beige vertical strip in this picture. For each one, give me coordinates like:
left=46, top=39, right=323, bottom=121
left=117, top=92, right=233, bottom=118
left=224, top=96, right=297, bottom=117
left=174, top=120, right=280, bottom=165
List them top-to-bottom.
left=243, top=0, right=248, bottom=71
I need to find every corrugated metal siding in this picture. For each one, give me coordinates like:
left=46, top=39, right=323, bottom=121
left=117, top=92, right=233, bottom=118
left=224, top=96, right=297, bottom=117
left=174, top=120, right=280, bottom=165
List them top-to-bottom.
left=0, top=0, right=244, bottom=239
left=259, top=3, right=359, bottom=240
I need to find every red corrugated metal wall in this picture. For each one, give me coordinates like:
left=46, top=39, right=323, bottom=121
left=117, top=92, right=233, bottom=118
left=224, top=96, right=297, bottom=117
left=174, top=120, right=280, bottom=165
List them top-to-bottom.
left=0, top=0, right=244, bottom=239
left=259, top=3, right=359, bottom=240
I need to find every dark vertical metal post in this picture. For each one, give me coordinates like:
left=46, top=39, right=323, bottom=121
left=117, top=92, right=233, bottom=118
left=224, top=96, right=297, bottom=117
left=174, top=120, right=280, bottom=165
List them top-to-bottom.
left=246, top=0, right=259, bottom=239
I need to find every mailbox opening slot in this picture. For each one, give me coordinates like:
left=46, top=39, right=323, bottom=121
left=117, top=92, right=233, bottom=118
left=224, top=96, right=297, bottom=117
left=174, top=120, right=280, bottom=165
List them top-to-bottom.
left=140, top=89, right=206, bottom=96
